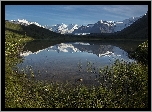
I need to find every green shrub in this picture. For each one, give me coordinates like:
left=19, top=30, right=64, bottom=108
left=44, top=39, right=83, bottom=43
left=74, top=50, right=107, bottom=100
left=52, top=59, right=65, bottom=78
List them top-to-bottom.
left=132, top=40, right=148, bottom=65
left=98, top=59, right=148, bottom=108
left=5, top=60, right=148, bottom=108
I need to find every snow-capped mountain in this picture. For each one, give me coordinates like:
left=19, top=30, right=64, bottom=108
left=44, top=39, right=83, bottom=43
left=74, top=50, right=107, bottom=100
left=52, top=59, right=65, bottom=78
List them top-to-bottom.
left=9, top=15, right=142, bottom=35
left=46, top=16, right=141, bottom=35
left=72, top=16, right=140, bottom=35
left=113, top=17, right=140, bottom=32
left=10, top=19, right=45, bottom=28
left=10, top=19, right=80, bottom=34
left=47, top=23, right=79, bottom=34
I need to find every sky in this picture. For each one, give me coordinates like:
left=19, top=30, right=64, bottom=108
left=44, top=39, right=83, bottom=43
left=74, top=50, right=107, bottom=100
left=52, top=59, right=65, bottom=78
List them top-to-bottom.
left=5, top=5, right=148, bottom=26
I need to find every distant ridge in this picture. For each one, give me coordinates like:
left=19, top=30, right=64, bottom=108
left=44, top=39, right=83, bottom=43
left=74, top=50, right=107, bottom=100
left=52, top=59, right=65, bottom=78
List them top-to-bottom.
left=5, top=11, right=148, bottom=39
left=116, top=11, right=148, bottom=39
left=8, top=14, right=144, bottom=35
left=72, top=16, right=140, bottom=35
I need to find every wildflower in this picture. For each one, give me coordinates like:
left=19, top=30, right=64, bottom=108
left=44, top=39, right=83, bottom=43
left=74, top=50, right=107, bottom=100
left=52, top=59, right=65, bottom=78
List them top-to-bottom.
left=45, top=88, right=49, bottom=91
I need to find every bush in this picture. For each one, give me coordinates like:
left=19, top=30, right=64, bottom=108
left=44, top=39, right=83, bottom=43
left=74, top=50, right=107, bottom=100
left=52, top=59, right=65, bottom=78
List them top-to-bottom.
left=131, top=40, right=148, bottom=65
left=5, top=59, right=148, bottom=108
left=98, top=59, right=148, bottom=108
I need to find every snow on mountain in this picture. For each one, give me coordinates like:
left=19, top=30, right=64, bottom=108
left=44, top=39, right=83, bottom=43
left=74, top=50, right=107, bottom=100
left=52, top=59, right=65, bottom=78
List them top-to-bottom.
left=9, top=15, right=142, bottom=35
left=73, top=16, right=141, bottom=35
left=113, top=17, right=140, bottom=32
left=9, top=19, right=79, bottom=34
left=10, top=19, right=45, bottom=28
left=72, top=20, right=115, bottom=34
left=48, top=23, right=79, bottom=34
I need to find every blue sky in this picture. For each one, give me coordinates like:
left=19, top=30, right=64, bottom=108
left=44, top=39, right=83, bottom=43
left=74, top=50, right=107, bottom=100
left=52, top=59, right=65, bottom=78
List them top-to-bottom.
left=5, top=5, right=148, bottom=26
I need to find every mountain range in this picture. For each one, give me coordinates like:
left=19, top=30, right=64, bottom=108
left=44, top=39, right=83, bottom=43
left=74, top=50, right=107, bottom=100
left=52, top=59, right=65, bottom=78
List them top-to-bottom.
left=9, top=15, right=143, bottom=35
left=72, top=17, right=140, bottom=35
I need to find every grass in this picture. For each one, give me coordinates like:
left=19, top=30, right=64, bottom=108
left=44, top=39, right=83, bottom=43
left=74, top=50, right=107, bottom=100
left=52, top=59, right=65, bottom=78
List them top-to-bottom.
left=5, top=28, right=148, bottom=108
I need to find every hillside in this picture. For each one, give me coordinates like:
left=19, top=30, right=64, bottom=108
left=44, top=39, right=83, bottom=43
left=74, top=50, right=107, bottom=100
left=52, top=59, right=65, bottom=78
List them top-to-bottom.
left=115, top=12, right=148, bottom=39
left=5, top=21, right=63, bottom=39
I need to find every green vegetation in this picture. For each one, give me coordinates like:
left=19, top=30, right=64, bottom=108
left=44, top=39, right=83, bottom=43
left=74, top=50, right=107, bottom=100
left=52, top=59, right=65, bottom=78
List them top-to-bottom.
left=5, top=19, right=148, bottom=108
left=5, top=21, right=61, bottom=40
left=130, top=40, right=148, bottom=65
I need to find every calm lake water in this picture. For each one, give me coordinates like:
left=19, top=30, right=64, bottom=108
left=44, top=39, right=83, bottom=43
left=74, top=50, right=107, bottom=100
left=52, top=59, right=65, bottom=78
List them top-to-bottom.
left=17, top=40, right=144, bottom=86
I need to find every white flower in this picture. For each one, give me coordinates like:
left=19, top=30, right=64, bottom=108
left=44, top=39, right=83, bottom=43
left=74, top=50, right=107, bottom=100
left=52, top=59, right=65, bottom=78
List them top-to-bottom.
left=45, top=89, right=49, bottom=91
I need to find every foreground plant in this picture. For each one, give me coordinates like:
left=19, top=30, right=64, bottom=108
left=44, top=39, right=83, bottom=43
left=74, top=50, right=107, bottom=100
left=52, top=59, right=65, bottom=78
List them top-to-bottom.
left=5, top=32, right=148, bottom=108
left=130, top=40, right=148, bottom=65
left=5, top=59, right=148, bottom=108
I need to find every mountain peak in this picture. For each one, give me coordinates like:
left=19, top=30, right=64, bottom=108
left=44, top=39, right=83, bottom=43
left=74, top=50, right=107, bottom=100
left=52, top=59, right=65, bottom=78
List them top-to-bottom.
left=8, top=14, right=143, bottom=35
left=10, top=19, right=45, bottom=28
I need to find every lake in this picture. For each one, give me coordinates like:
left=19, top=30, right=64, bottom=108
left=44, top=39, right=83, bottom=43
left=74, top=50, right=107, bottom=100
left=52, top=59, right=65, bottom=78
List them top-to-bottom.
left=17, top=40, right=144, bottom=86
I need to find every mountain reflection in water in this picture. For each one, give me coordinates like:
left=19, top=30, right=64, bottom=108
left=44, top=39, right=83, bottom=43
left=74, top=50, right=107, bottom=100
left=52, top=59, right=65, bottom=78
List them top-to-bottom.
left=18, top=41, right=136, bottom=86
left=20, top=42, right=128, bottom=58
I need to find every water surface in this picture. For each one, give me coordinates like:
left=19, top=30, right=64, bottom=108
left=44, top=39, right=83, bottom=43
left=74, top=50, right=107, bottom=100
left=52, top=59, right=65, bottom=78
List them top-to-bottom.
left=17, top=40, right=143, bottom=86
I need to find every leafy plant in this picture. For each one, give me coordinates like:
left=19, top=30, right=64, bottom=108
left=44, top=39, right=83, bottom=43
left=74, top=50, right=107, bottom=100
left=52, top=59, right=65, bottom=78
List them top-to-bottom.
left=130, top=40, right=148, bottom=65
